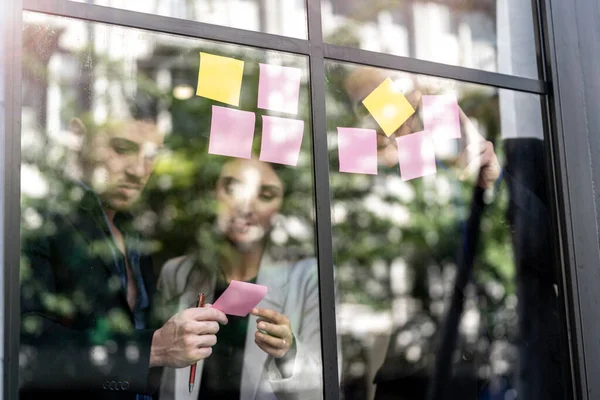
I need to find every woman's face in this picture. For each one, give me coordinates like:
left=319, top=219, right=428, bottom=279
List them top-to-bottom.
left=215, top=158, right=284, bottom=252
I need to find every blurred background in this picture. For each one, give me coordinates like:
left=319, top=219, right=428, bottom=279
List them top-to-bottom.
left=20, top=1, right=562, bottom=399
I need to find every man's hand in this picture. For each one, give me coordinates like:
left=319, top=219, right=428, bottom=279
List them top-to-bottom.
left=457, top=109, right=502, bottom=189
left=150, top=306, right=228, bottom=368
left=251, top=308, right=294, bottom=359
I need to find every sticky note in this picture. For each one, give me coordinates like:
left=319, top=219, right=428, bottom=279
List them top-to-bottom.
left=196, top=52, right=244, bottom=106
left=257, top=64, right=302, bottom=115
left=362, top=78, right=415, bottom=137
left=422, top=95, right=461, bottom=144
left=208, top=106, right=255, bottom=159
left=259, top=115, right=305, bottom=166
left=337, top=127, right=378, bottom=175
left=396, top=131, right=437, bottom=181
left=212, top=280, right=268, bottom=317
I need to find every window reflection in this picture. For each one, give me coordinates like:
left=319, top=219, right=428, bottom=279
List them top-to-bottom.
left=70, top=0, right=308, bottom=39
left=323, top=0, right=539, bottom=79
left=20, top=12, right=321, bottom=399
left=326, top=63, right=564, bottom=400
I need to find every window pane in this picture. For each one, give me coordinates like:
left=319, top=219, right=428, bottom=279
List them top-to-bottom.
left=70, top=0, right=308, bottom=39
left=323, top=0, right=540, bottom=79
left=20, top=12, right=322, bottom=398
left=326, top=63, right=565, bottom=400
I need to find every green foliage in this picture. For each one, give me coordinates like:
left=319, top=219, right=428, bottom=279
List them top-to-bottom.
left=21, top=23, right=519, bottom=378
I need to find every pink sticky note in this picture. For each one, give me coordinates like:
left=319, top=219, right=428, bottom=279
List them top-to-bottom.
left=257, top=64, right=302, bottom=115
left=422, top=95, right=461, bottom=144
left=208, top=106, right=256, bottom=159
left=259, top=115, right=305, bottom=166
left=337, top=127, right=378, bottom=175
left=396, top=131, right=437, bottom=181
left=212, top=280, right=268, bottom=317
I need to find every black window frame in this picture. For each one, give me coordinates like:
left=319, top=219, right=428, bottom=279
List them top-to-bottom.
left=2, top=0, right=596, bottom=398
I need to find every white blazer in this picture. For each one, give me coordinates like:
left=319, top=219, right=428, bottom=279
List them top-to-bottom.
left=157, top=255, right=323, bottom=400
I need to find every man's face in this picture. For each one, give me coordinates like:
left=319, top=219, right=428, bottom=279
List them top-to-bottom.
left=85, top=120, right=163, bottom=211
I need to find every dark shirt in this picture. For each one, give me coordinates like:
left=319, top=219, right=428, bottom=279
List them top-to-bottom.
left=19, top=180, right=160, bottom=400
left=79, top=181, right=150, bottom=330
left=82, top=185, right=152, bottom=400
left=198, top=277, right=257, bottom=400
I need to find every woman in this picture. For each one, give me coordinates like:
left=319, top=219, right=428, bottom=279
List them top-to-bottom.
left=157, top=157, right=322, bottom=400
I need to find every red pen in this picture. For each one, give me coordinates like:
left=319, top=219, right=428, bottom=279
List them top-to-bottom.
left=188, top=293, right=205, bottom=393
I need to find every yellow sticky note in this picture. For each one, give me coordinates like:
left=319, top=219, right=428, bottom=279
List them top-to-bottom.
left=196, top=52, right=244, bottom=106
left=362, top=78, right=415, bottom=137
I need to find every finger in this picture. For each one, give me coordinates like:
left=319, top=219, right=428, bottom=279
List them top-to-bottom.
left=405, top=89, right=422, bottom=109
left=395, top=90, right=422, bottom=136
left=459, top=108, right=485, bottom=144
left=396, top=115, right=416, bottom=137
left=457, top=142, right=487, bottom=169
left=460, top=151, right=492, bottom=182
left=479, top=157, right=502, bottom=189
left=187, top=301, right=213, bottom=308
left=187, top=307, right=228, bottom=325
left=251, top=308, right=288, bottom=325
left=256, top=317, right=286, bottom=326
left=182, top=320, right=220, bottom=336
left=257, top=321, right=289, bottom=339
left=255, top=331, right=289, bottom=350
left=184, top=333, right=217, bottom=353
left=197, top=333, right=217, bottom=348
left=254, top=338, right=283, bottom=358
left=190, top=346, right=213, bottom=362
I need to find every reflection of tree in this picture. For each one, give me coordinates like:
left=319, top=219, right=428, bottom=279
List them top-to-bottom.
left=324, top=0, right=497, bottom=65
left=21, top=18, right=520, bottom=399
left=20, top=22, right=317, bottom=391
left=134, top=47, right=316, bottom=273
left=326, top=65, right=519, bottom=398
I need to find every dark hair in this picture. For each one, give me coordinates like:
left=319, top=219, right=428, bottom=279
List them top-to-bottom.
left=128, top=93, right=158, bottom=123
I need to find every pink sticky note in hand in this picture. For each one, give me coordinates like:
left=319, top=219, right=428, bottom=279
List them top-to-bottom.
left=257, top=64, right=302, bottom=115
left=422, top=95, right=461, bottom=144
left=208, top=106, right=256, bottom=159
left=259, top=115, right=305, bottom=166
left=337, top=127, right=378, bottom=175
left=396, top=131, right=437, bottom=181
left=212, top=280, right=268, bottom=317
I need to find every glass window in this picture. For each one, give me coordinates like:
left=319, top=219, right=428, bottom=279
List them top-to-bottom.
left=70, top=0, right=308, bottom=39
left=322, top=0, right=540, bottom=79
left=20, top=12, right=322, bottom=398
left=326, top=63, right=565, bottom=399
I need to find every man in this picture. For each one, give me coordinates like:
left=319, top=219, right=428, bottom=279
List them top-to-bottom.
left=19, top=116, right=228, bottom=399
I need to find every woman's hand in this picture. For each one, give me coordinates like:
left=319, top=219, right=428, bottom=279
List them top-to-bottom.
left=251, top=308, right=294, bottom=358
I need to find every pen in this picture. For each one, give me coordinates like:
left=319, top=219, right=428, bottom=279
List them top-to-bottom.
left=188, top=293, right=205, bottom=393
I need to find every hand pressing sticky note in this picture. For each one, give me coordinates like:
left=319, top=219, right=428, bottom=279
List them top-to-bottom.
left=196, top=52, right=244, bottom=106
left=257, top=64, right=302, bottom=115
left=362, top=78, right=415, bottom=137
left=422, top=95, right=461, bottom=144
left=208, top=106, right=255, bottom=159
left=259, top=115, right=305, bottom=166
left=337, top=127, right=378, bottom=175
left=396, top=131, right=437, bottom=181
left=212, top=280, right=268, bottom=317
